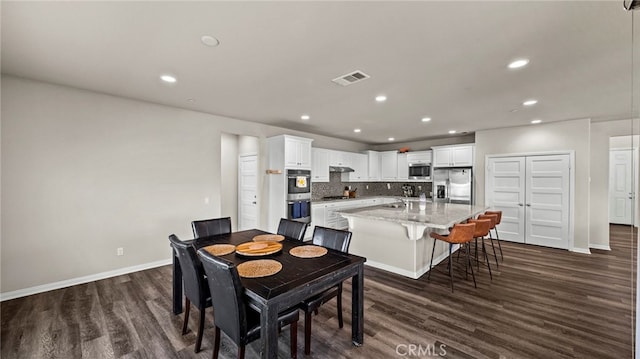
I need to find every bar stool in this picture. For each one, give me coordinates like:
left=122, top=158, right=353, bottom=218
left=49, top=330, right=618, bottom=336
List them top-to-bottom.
left=484, top=210, right=504, bottom=260
left=478, top=214, right=500, bottom=268
left=467, top=218, right=493, bottom=280
left=428, top=223, right=476, bottom=292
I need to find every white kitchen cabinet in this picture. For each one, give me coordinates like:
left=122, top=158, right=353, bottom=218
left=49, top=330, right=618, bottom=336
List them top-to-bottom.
left=267, top=135, right=313, bottom=233
left=280, top=135, right=312, bottom=169
left=432, top=144, right=474, bottom=167
left=311, top=148, right=329, bottom=182
left=328, top=150, right=351, bottom=167
left=407, top=150, right=432, bottom=164
left=365, top=151, right=381, bottom=181
left=380, top=151, right=398, bottom=180
left=343, top=153, right=368, bottom=182
left=397, top=153, right=408, bottom=180
left=307, top=203, right=326, bottom=240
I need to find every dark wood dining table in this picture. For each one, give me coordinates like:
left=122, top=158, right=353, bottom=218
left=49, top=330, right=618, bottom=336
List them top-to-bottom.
left=171, top=229, right=366, bottom=359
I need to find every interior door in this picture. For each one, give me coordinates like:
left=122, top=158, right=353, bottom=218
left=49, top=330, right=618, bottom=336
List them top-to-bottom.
left=609, top=149, right=635, bottom=225
left=238, top=155, right=258, bottom=230
left=525, top=155, right=570, bottom=249
left=486, top=157, right=526, bottom=243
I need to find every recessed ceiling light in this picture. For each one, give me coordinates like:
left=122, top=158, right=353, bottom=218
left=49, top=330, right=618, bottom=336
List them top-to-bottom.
left=201, top=35, right=220, bottom=47
left=508, top=59, right=529, bottom=69
left=160, top=74, right=177, bottom=83
left=375, top=95, right=387, bottom=102
left=187, top=98, right=195, bottom=103
left=523, top=99, right=538, bottom=106
left=510, top=109, right=519, bottom=113
left=300, top=115, right=310, bottom=120
left=421, top=117, right=432, bottom=122
left=531, top=119, right=542, bottom=124
left=354, top=128, right=362, bottom=133
left=448, top=130, right=456, bottom=134
left=388, top=137, right=395, bottom=141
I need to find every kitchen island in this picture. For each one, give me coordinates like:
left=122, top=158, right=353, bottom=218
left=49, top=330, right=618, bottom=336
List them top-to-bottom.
left=336, top=201, right=487, bottom=279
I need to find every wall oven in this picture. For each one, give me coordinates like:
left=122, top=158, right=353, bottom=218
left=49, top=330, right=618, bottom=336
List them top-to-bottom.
left=408, top=163, right=431, bottom=180
left=286, top=169, right=311, bottom=224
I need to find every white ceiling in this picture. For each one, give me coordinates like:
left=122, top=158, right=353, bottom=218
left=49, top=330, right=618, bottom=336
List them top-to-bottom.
left=2, top=1, right=636, bottom=144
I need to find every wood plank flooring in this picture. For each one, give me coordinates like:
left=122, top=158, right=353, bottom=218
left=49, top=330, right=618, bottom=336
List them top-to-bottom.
left=2, top=224, right=635, bottom=358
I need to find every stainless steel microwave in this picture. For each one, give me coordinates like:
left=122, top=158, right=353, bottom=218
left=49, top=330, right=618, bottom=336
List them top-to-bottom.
left=408, top=163, right=431, bottom=180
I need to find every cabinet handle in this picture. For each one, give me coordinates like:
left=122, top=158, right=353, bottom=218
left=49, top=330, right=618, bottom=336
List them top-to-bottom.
left=252, top=201, right=257, bottom=204
left=518, top=203, right=524, bottom=206
left=526, top=204, right=531, bottom=207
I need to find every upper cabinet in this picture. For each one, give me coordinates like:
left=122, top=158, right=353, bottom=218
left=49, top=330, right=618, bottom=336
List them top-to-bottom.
left=268, top=135, right=313, bottom=170
left=284, top=136, right=312, bottom=168
left=432, top=144, right=474, bottom=167
left=311, top=148, right=330, bottom=182
left=328, top=150, right=351, bottom=167
left=406, top=150, right=432, bottom=164
left=364, top=151, right=381, bottom=181
left=380, top=151, right=398, bottom=180
left=343, top=153, right=368, bottom=182
left=397, top=153, right=409, bottom=180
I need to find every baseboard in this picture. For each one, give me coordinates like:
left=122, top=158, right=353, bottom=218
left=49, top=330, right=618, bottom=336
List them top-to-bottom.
left=589, top=244, right=611, bottom=251
left=571, top=247, right=592, bottom=254
left=0, top=258, right=172, bottom=302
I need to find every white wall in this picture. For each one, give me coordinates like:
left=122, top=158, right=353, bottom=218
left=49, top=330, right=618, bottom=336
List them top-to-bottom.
left=0, top=75, right=368, bottom=295
left=475, top=119, right=591, bottom=251
left=221, top=133, right=239, bottom=231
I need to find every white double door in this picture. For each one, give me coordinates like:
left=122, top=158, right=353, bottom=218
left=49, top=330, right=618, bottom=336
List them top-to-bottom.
left=486, top=154, right=570, bottom=249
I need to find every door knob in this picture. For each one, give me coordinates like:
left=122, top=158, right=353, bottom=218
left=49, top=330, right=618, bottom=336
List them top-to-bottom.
left=252, top=201, right=257, bottom=204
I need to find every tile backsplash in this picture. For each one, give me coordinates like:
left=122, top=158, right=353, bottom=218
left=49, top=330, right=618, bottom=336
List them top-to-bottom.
left=312, top=172, right=432, bottom=200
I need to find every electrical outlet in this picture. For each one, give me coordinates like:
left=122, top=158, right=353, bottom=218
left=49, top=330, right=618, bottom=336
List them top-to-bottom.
left=387, top=183, right=391, bottom=190
left=365, top=185, right=369, bottom=190
left=117, top=247, right=124, bottom=256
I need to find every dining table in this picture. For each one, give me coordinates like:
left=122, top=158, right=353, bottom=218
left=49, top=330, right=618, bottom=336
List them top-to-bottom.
left=171, top=229, right=366, bottom=359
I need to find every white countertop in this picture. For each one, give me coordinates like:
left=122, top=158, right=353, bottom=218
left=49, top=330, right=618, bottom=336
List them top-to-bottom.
left=336, top=201, right=488, bottom=229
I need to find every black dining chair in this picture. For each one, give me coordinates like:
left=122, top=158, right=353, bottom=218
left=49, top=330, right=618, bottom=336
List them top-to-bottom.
left=191, top=217, right=232, bottom=239
left=276, top=218, right=308, bottom=242
left=299, top=226, right=352, bottom=355
left=168, top=234, right=212, bottom=353
left=196, top=249, right=299, bottom=359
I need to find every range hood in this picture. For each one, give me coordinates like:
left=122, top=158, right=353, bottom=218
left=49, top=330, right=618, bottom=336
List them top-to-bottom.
left=329, top=166, right=355, bottom=173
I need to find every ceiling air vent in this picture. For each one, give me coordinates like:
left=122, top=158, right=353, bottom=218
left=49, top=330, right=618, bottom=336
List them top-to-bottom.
left=331, top=70, right=370, bottom=86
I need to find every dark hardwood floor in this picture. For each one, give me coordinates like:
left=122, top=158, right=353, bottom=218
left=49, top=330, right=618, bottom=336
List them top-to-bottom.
left=1, top=225, right=635, bottom=358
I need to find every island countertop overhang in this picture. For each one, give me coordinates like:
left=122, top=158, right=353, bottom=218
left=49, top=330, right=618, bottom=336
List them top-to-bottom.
left=335, top=202, right=489, bottom=230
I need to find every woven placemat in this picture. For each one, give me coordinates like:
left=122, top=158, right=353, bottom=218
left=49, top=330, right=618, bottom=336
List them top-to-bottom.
left=252, top=234, right=285, bottom=242
left=236, top=241, right=283, bottom=256
left=203, top=244, right=235, bottom=256
left=289, top=245, right=328, bottom=258
left=237, top=259, right=282, bottom=278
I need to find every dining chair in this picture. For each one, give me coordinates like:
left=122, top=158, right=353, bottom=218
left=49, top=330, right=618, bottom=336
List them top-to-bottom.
left=191, top=217, right=232, bottom=239
left=276, top=218, right=308, bottom=241
left=428, top=223, right=476, bottom=292
left=299, top=226, right=352, bottom=355
left=168, top=234, right=212, bottom=353
left=196, top=249, right=299, bottom=359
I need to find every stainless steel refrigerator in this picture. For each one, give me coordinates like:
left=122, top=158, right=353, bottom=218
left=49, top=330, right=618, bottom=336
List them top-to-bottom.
left=433, top=168, right=473, bottom=204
